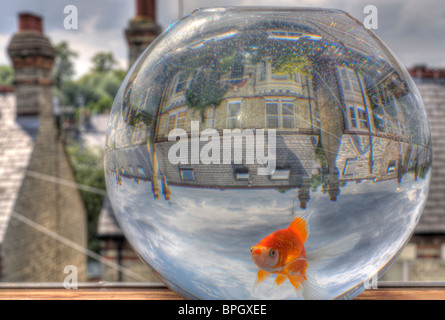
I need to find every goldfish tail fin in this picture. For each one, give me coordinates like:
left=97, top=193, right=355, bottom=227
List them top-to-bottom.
left=291, top=200, right=315, bottom=220
left=307, top=232, right=361, bottom=272
left=299, top=233, right=361, bottom=299
left=301, top=269, right=328, bottom=300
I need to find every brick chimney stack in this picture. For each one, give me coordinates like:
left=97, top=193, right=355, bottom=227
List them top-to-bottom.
left=125, top=0, right=161, bottom=68
left=7, top=12, right=56, bottom=116
left=408, top=65, right=445, bottom=79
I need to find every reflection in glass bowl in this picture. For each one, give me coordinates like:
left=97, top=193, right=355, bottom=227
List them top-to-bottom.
left=105, top=7, right=432, bottom=299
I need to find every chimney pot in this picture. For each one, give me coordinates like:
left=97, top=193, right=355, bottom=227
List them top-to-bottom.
left=136, top=0, right=156, bottom=20
left=19, top=13, right=43, bottom=33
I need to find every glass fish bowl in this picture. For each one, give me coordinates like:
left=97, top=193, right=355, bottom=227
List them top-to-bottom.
left=104, top=7, right=432, bottom=299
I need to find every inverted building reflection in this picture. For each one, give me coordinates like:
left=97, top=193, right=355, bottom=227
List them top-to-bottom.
left=104, top=17, right=432, bottom=209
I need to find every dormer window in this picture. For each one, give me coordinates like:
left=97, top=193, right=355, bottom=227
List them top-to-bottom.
left=175, top=73, right=188, bottom=93
left=234, top=167, right=249, bottom=181
left=180, top=168, right=195, bottom=181
left=270, top=169, right=290, bottom=181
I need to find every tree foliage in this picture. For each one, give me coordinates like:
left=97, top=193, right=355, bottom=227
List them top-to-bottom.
left=53, top=41, right=78, bottom=90
left=62, top=52, right=125, bottom=116
left=91, top=52, right=118, bottom=73
left=272, top=54, right=313, bottom=80
left=0, top=65, right=14, bottom=85
left=185, top=76, right=228, bottom=122
left=128, top=110, right=154, bottom=127
left=65, top=142, right=106, bottom=255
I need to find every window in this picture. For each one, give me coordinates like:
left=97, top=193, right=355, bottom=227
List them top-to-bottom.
left=259, top=61, right=267, bottom=81
left=339, top=67, right=361, bottom=93
left=271, top=71, right=289, bottom=81
left=175, top=73, right=188, bottom=93
left=379, top=85, right=390, bottom=104
left=266, top=100, right=295, bottom=129
left=227, top=102, right=241, bottom=129
left=266, top=103, right=279, bottom=128
left=282, top=103, right=295, bottom=128
left=349, top=106, right=368, bottom=130
left=205, top=107, right=215, bottom=129
left=349, top=107, right=357, bottom=128
left=357, top=108, right=368, bottom=129
left=167, top=110, right=187, bottom=134
left=177, top=111, right=187, bottom=129
left=167, top=114, right=177, bottom=133
left=374, top=115, right=385, bottom=132
left=343, top=158, right=357, bottom=176
left=387, top=160, right=396, bottom=174
left=137, top=167, right=145, bottom=175
left=180, top=168, right=195, bottom=181
left=235, top=168, right=249, bottom=181
left=270, top=169, right=291, bottom=180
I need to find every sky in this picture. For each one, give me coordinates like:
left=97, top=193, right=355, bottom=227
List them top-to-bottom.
left=1, top=0, right=444, bottom=78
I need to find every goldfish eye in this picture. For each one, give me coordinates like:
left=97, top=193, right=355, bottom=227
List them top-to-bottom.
left=250, top=247, right=254, bottom=253
left=269, top=248, right=276, bottom=257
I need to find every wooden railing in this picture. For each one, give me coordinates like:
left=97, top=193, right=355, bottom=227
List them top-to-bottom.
left=0, top=282, right=444, bottom=300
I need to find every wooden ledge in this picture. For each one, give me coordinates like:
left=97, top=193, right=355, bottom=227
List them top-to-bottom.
left=355, top=281, right=445, bottom=300
left=0, top=282, right=444, bottom=300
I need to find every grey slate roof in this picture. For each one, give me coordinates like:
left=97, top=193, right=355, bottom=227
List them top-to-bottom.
left=413, top=78, right=445, bottom=233
left=0, top=91, right=38, bottom=243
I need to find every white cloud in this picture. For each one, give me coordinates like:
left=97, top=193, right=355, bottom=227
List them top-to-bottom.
left=1, top=0, right=445, bottom=75
left=49, top=13, right=128, bottom=77
left=0, top=34, right=10, bottom=67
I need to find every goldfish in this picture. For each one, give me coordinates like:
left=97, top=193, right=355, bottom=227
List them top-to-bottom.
left=251, top=210, right=359, bottom=299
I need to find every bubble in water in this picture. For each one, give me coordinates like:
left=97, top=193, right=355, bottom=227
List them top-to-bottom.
left=105, top=7, right=432, bottom=299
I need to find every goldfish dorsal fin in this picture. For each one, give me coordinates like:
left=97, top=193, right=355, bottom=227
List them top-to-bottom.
left=288, top=216, right=309, bottom=242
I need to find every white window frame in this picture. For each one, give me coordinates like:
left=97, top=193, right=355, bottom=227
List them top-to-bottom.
left=338, top=67, right=361, bottom=93
left=174, top=72, right=188, bottom=94
left=265, top=99, right=295, bottom=129
left=227, top=100, right=242, bottom=129
left=348, top=105, right=368, bottom=131
left=205, top=106, right=216, bottom=129
left=167, top=107, right=187, bottom=135
left=387, top=160, right=396, bottom=174
left=180, top=168, right=195, bottom=181
left=270, top=169, right=291, bottom=180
